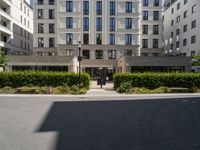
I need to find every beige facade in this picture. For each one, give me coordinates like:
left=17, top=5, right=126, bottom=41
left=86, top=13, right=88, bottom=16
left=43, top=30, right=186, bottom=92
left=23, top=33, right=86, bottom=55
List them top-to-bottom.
left=0, top=0, right=33, bottom=54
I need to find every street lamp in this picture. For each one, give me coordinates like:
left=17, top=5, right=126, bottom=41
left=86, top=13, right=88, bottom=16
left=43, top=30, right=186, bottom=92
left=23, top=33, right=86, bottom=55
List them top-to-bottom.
left=78, top=41, right=82, bottom=90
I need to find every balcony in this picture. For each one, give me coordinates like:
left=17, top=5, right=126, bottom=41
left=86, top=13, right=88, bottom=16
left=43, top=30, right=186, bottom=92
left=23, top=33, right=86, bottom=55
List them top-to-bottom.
left=2, top=0, right=11, bottom=6
left=0, top=21, right=12, bottom=36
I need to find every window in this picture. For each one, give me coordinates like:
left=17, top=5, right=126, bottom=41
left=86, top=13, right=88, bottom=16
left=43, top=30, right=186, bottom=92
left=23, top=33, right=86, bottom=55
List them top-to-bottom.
left=38, top=0, right=43, bottom=5
left=49, top=0, right=55, bottom=5
left=143, top=0, right=149, bottom=6
left=154, top=0, right=159, bottom=6
left=184, top=0, right=188, bottom=5
left=66, top=1, right=73, bottom=12
left=83, top=1, right=89, bottom=15
left=96, top=1, right=102, bottom=15
left=110, top=1, right=116, bottom=15
left=126, top=2, right=132, bottom=13
left=177, top=2, right=180, bottom=10
left=20, top=3, right=22, bottom=10
left=192, top=4, right=197, bottom=14
left=24, top=6, right=26, bottom=14
left=171, top=8, right=174, bottom=14
left=38, top=9, right=43, bottom=19
left=49, top=9, right=55, bottom=19
left=183, top=10, right=187, bottom=19
left=143, top=11, right=148, bottom=20
left=153, top=11, right=159, bottom=20
left=176, top=15, right=180, bottom=23
left=66, top=17, right=73, bottom=28
left=83, top=17, right=89, bottom=31
left=96, top=17, right=102, bottom=31
left=24, top=18, right=26, bottom=25
left=110, top=18, right=115, bottom=31
left=125, top=18, right=132, bottom=29
left=171, top=20, right=174, bottom=26
left=191, top=20, right=196, bottom=29
left=38, top=23, right=44, bottom=33
left=49, top=24, right=55, bottom=33
left=183, top=24, right=187, bottom=32
left=143, top=25, right=148, bottom=34
left=153, top=25, right=159, bottom=34
left=176, top=28, right=180, bottom=35
left=171, top=32, right=173, bottom=38
left=66, top=33, right=73, bottom=44
left=83, top=33, right=89, bottom=44
left=96, top=33, right=102, bottom=44
left=109, top=34, right=115, bottom=45
left=125, top=34, right=132, bottom=45
left=191, top=35, right=196, bottom=44
left=38, top=38, right=44, bottom=47
left=49, top=38, right=55, bottom=47
left=142, top=39, right=148, bottom=48
left=153, top=39, right=159, bottom=48
left=183, top=39, right=187, bottom=46
left=21, top=40, right=23, bottom=48
left=176, top=41, right=180, bottom=48
left=171, top=44, right=173, bottom=50
left=82, top=50, right=90, bottom=59
left=95, top=50, right=103, bottom=59
left=108, top=50, right=116, bottom=59
left=124, top=50, right=132, bottom=56
left=191, top=51, right=195, bottom=56
left=141, top=53, right=148, bottom=56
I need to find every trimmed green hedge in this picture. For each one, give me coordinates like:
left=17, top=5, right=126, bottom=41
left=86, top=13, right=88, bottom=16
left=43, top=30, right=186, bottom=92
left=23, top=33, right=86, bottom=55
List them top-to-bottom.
left=0, top=71, right=90, bottom=89
left=114, top=72, right=200, bottom=89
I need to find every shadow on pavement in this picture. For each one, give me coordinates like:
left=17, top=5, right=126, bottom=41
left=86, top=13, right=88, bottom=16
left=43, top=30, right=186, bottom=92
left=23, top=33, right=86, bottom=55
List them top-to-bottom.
left=37, top=98, right=200, bottom=150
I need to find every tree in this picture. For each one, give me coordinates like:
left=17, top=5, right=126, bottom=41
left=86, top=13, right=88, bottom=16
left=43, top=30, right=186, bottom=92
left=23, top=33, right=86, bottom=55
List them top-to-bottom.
left=0, top=48, right=8, bottom=71
left=192, top=50, right=200, bottom=66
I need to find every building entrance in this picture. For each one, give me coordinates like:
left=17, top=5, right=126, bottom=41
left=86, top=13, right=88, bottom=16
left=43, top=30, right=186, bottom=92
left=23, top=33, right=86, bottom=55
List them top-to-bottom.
left=82, top=67, right=115, bottom=81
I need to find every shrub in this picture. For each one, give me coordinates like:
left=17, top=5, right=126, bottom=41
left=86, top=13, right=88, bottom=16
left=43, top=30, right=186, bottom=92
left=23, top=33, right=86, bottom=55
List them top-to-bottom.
left=0, top=71, right=90, bottom=89
left=114, top=72, right=200, bottom=90
left=116, top=81, right=132, bottom=93
left=0, top=86, right=15, bottom=94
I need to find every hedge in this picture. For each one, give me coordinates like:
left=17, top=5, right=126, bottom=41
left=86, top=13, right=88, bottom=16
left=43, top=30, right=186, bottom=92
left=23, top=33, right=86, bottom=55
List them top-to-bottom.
left=0, top=71, right=90, bottom=89
left=114, top=72, right=200, bottom=89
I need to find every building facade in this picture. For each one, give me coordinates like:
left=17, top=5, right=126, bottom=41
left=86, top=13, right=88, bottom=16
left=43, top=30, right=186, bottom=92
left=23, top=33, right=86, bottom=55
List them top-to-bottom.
left=0, top=0, right=33, bottom=54
left=32, top=0, right=165, bottom=78
left=141, top=0, right=163, bottom=56
left=163, top=0, right=200, bottom=56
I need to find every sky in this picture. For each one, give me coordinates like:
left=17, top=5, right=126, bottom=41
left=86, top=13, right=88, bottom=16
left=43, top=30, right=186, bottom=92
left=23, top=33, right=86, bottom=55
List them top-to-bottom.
left=26, top=0, right=32, bottom=5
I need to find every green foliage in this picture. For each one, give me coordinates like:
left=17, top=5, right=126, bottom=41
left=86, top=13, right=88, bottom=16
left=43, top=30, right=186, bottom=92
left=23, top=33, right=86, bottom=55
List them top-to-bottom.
left=0, top=48, right=8, bottom=66
left=192, top=50, right=200, bottom=66
left=0, top=71, right=90, bottom=89
left=114, top=72, right=200, bottom=90
left=116, top=81, right=133, bottom=93
left=0, top=86, right=15, bottom=94
left=17, top=86, right=48, bottom=94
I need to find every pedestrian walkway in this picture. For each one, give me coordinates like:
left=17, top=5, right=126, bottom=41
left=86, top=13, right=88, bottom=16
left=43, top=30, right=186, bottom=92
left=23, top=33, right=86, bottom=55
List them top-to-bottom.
left=86, top=81, right=120, bottom=96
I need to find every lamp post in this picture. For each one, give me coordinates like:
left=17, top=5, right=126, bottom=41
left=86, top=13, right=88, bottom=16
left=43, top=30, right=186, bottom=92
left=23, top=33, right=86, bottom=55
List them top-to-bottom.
left=78, top=41, right=82, bottom=90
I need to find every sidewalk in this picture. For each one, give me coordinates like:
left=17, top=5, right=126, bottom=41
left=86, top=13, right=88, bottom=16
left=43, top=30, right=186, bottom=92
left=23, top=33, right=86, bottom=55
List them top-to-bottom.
left=86, top=81, right=120, bottom=96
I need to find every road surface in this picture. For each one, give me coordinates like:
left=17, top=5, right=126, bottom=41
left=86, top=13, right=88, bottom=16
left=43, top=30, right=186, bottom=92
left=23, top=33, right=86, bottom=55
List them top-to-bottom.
left=0, top=95, right=200, bottom=150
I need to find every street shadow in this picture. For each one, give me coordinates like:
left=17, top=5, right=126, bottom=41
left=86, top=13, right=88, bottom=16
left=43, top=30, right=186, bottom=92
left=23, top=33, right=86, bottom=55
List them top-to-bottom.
left=37, top=98, right=200, bottom=150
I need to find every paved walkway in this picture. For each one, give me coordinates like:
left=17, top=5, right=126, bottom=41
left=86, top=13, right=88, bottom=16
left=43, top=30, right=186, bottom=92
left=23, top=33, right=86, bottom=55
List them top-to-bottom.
left=87, top=81, right=120, bottom=96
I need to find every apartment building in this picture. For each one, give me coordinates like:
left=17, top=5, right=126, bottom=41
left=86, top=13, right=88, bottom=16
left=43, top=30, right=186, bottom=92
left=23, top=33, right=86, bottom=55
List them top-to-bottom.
left=0, top=0, right=33, bottom=55
left=31, top=0, right=169, bottom=78
left=141, top=0, right=163, bottom=56
left=163, top=0, right=200, bottom=56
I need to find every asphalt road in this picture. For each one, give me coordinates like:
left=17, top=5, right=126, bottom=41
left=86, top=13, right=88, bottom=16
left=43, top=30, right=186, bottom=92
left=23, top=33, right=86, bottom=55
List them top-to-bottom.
left=0, top=96, right=200, bottom=150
